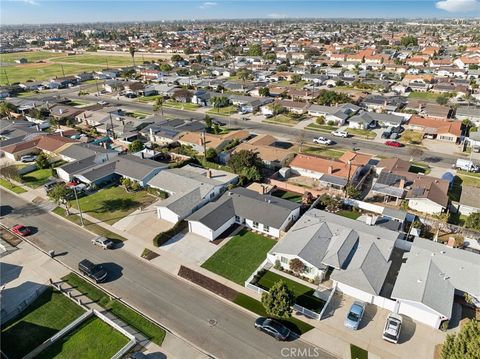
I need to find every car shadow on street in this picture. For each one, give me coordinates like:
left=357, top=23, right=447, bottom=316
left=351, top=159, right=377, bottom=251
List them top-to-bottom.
left=0, top=205, right=13, bottom=217
left=27, top=226, right=39, bottom=235
left=111, top=240, right=125, bottom=250
left=101, top=262, right=123, bottom=282
left=358, top=304, right=377, bottom=330
left=398, top=315, right=416, bottom=344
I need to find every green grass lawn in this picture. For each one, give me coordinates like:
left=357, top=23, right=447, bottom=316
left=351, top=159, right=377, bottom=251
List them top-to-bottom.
left=0, top=51, right=66, bottom=63
left=49, top=54, right=156, bottom=67
left=1, top=63, right=109, bottom=85
left=275, top=80, right=308, bottom=88
left=408, top=91, right=441, bottom=102
left=137, top=94, right=163, bottom=103
left=163, top=100, right=199, bottom=110
left=207, top=105, right=238, bottom=116
left=263, top=114, right=299, bottom=126
left=306, top=123, right=339, bottom=133
left=347, top=128, right=376, bottom=139
left=303, top=146, right=346, bottom=159
left=409, top=162, right=431, bottom=175
left=21, top=168, right=53, bottom=188
left=457, top=173, right=480, bottom=188
left=0, top=178, right=27, bottom=194
left=70, top=186, right=156, bottom=225
left=272, top=190, right=303, bottom=203
left=52, top=207, right=128, bottom=242
left=337, top=210, right=362, bottom=220
left=201, top=229, right=276, bottom=285
left=255, top=271, right=325, bottom=313
left=62, top=273, right=166, bottom=345
left=1, top=287, right=85, bottom=359
left=233, top=293, right=314, bottom=335
left=36, top=317, right=129, bottom=359
left=350, top=344, right=368, bottom=359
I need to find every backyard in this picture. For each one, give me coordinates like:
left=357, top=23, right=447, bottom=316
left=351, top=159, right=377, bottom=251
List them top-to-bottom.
left=408, top=91, right=441, bottom=102
left=69, top=186, right=157, bottom=225
left=272, top=189, right=303, bottom=203
left=336, top=209, right=362, bottom=220
left=201, top=229, right=276, bottom=285
left=253, top=270, right=325, bottom=313
left=62, top=272, right=166, bottom=345
left=1, top=287, right=85, bottom=359
left=36, top=317, right=129, bottom=359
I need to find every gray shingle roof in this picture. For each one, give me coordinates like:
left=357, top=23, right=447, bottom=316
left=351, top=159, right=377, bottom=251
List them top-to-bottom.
left=391, top=238, right=480, bottom=318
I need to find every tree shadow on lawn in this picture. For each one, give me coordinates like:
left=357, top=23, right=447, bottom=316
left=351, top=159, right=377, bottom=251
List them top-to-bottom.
left=95, top=198, right=141, bottom=214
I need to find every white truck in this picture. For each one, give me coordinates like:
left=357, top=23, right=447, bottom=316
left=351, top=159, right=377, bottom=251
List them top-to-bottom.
left=454, top=159, right=479, bottom=172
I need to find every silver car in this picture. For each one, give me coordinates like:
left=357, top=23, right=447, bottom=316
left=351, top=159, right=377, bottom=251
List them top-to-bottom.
left=91, top=236, right=114, bottom=250
left=344, top=301, right=366, bottom=330
left=382, top=313, right=403, bottom=343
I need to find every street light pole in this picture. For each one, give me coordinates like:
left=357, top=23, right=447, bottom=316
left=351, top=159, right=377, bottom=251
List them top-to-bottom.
left=73, top=186, right=85, bottom=227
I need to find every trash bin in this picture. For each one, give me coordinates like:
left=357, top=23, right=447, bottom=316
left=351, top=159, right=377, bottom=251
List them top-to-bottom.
left=48, top=250, right=55, bottom=258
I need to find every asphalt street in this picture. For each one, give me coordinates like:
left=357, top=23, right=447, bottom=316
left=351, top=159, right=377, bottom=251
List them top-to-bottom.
left=28, top=87, right=459, bottom=169
left=0, top=189, right=336, bottom=359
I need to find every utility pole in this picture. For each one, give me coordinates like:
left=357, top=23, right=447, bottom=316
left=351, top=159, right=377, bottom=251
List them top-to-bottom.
left=106, top=59, right=109, bottom=69
left=61, top=64, right=65, bottom=78
left=3, top=69, right=10, bottom=86
left=95, top=78, right=100, bottom=96
left=109, top=112, right=115, bottom=139
left=201, top=131, right=207, bottom=158
left=73, top=187, right=84, bottom=227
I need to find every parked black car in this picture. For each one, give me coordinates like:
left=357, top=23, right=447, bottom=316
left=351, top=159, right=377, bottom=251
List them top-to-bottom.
left=381, top=131, right=392, bottom=139
left=78, top=259, right=108, bottom=283
left=254, top=317, right=290, bottom=341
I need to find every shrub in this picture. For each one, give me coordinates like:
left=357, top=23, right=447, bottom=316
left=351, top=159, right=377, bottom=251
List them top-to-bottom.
left=316, top=116, right=325, bottom=125
left=327, top=120, right=335, bottom=126
left=153, top=221, right=187, bottom=247
left=274, top=259, right=282, bottom=270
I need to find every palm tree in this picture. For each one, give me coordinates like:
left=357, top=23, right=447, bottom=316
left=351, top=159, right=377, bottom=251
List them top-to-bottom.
left=129, top=46, right=136, bottom=67
left=153, top=97, right=164, bottom=117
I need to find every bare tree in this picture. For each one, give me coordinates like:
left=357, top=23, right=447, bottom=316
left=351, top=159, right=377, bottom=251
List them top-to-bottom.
left=295, top=130, right=307, bottom=153
left=0, top=161, right=19, bottom=185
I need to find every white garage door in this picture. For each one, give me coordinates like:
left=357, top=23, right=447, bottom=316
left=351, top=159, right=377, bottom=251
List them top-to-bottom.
left=157, top=207, right=179, bottom=224
left=397, top=302, right=442, bottom=328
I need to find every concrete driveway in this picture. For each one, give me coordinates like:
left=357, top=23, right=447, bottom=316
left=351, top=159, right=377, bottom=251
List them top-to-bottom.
left=161, top=232, right=221, bottom=266
left=310, top=293, right=446, bottom=359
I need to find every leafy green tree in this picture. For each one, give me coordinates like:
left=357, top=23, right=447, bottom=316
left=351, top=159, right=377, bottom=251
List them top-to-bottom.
left=400, top=36, right=418, bottom=47
left=247, top=44, right=262, bottom=56
left=129, top=46, right=136, bottom=66
left=184, top=47, right=194, bottom=55
left=263, top=52, right=276, bottom=62
left=171, top=54, right=184, bottom=62
left=160, top=63, right=172, bottom=72
left=276, top=64, right=288, bottom=72
left=237, top=69, right=252, bottom=83
left=290, top=74, right=302, bottom=83
left=258, top=87, right=270, bottom=97
left=315, top=90, right=352, bottom=106
left=211, top=96, right=230, bottom=112
left=0, top=102, right=17, bottom=119
left=270, top=102, right=286, bottom=116
left=204, top=115, right=213, bottom=129
left=316, top=116, right=325, bottom=125
left=212, top=123, right=220, bottom=134
left=128, top=140, right=144, bottom=153
left=205, top=148, right=217, bottom=162
left=228, top=149, right=261, bottom=181
left=36, top=152, right=50, bottom=169
left=0, top=161, right=19, bottom=185
left=120, top=177, right=133, bottom=192
left=48, top=184, right=73, bottom=215
left=345, top=184, right=361, bottom=199
left=319, top=194, right=342, bottom=212
left=465, top=212, right=480, bottom=230
left=261, top=280, right=295, bottom=319
left=441, top=319, right=480, bottom=359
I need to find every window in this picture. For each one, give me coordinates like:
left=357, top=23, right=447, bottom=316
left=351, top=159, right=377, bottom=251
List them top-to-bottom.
left=210, top=192, right=215, bottom=199
left=235, top=215, right=240, bottom=223
left=253, top=221, right=259, bottom=229
left=263, top=224, right=270, bottom=233
left=280, top=256, right=288, bottom=264
left=304, top=266, right=311, bottom=274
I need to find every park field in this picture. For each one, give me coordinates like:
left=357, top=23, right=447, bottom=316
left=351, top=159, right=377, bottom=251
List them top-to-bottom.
left=0, top=51, right=66, bottom=64
left=49, top=53, right=156, bottom=67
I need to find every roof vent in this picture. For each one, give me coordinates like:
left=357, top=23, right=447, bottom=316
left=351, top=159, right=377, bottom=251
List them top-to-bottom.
left=228, top=192, right=233, bottom=196
left=440, top=251, right=446, bottom=254
left=417, top=279, right=422, bottom=283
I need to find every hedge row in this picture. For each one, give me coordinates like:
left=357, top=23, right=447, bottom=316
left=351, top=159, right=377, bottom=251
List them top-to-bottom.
left=153, top=220, right=187, bottom=247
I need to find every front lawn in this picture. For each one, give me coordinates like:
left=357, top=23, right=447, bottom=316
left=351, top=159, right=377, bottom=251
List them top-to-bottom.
left=408, top=91, right=440, bottom=102
left=163, top=100, right=199, bottom=110
left=207, top=105, right=238, bottom=116
left=263, top=114, right=299, bottom=126
left=306, top=123, right=338, bottom=133
left=347, top=128, right=376, bottom=139
left=400, top=130, right=423, bottom=145
left=21, top=168, right=52, bottom=188
left=0, top=178, right=27, bottom=194
left=70, top=186, right=157, bottom=225
left=272, top=190, right=303, bottom=203
left=52, top=207, right=128, bottom=242
left=337, top=209, right=361, bottom=220
left=201, top=229, right=276, bottom=285
left=254, top=271, right=325, bottom=313
left=62, top=273, right=166, bottom=345
left=1, top=287, right=85, bottom=359
left=232, top=293, right=314, bottom=335
left=36, top=317, right=129, bottom=359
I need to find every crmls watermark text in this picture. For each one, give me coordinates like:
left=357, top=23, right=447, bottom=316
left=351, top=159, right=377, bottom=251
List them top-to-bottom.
left=280, top=348, right=326, bottom=358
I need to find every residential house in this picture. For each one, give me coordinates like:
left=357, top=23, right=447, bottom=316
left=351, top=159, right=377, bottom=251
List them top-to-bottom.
left=308, top=104, right=360, bottom=126
left=455, top=106, right=480, bottom=126
left=407, top=116, right=461, bottom=143
left=178, top=130, right=249, bottom=153
left=0, top=134, right=77, bottom=161
left=148, top=165, right=238, bottom=223
left=457, top=186, right=480, bottom=216
left=187, top=187, right=301, bottom=241
left=391, top=237, right=480, bottom=329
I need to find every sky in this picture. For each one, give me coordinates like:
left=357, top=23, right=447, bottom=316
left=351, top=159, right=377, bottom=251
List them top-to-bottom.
left=1, top=0, right=480, bottom=25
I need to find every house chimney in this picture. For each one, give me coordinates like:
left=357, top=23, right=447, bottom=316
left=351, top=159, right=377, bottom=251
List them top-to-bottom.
left=141, top=151, right=144, bottom=159
left=328, top=166, right=333, bottom=174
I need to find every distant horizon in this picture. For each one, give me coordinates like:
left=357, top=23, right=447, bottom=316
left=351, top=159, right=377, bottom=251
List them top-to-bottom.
left=2, top=0, right=479, bottom=26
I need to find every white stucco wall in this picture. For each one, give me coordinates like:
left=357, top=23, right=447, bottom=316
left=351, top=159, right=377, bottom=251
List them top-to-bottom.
left=290, top=166, right=324, bottom=179
left=408, top=198, right=444, bottom=214
left=157, top=206, right=180, bottom=223
left=335, top=282, right=375, bottom=303
left=396, top=299, right=445, bottom=329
